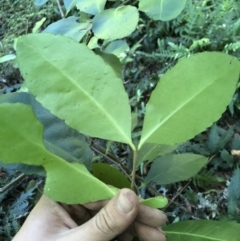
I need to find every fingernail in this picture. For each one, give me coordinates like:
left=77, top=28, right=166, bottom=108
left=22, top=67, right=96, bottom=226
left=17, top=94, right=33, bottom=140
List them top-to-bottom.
left=117, top=191, right=134, bottom=214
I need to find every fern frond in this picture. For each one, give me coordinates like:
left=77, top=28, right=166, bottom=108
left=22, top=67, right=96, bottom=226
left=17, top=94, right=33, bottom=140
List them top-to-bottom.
left=224, top=41, right=240, bottom=53
left=228, top=167, right=240, bottom=198
left=192, top=170, right=217, bottom=188
left=227, top=194, right=238, bottom=216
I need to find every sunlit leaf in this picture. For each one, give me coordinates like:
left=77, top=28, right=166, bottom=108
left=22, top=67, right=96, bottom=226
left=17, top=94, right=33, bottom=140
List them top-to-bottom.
left=76, top=0, right=107, bottom=15
left=139, top=0, right=187, bottom=21
left=92, top=5, right=139, bottom=40
left=43, top=17, right=91, bottom=42
left=17, top=34, right=134, bottom=149
left=139, top=52, right=240, bottom=148
left=0, top=54, right=16, bottom=63
left=0, top=103, right=117, bottom=204
left=137, top=143, right=178, bottom=166
left=145, top=154, right=208, bottom=185
left=140, top=196, right=168, bottom=209
left=163, top=220, right=240, bottom=241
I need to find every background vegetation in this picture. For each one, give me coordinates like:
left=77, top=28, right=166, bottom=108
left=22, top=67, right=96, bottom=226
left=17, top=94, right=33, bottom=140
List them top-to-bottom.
left=1, top=0, right=240, bottom=240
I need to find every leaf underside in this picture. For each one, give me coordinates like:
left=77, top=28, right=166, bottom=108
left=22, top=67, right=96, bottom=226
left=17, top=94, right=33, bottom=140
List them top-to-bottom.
left=0, top=103, right=116, bottom=204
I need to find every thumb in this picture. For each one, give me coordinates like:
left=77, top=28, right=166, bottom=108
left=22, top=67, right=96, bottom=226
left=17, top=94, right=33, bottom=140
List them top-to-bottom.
left=73, top=189, right=139, bottom=241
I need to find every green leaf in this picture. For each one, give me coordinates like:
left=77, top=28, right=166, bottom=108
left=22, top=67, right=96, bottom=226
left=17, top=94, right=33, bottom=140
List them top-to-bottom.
left=34, top=0, right=48, bottom=6
left=63, top=0, right=78, bottom=13
left=76, top=0, right=107, bottom=15
left=139, top=0, right=187, bottom=21
left=92, top=6, right=139, bottom=40
left=43, top=17, right=91, bottom=42
left=17, top=34, right=134, bottom=149
left=105, top=40, right=129, bottom=58
left=94, top=49, right=123, bottom=78
left=139, top=52, right=240, bottom=148
left=0, top=54, right=16, bottom=63
left=0, top=92, right=93, bottom=170
left=0, top=103, right=117, bottom=204
left=137, top=143, right=178, bottom=166
left=145, top=154, right=208, bottom=185
left=93, top=163, right=130, bottom=189
left=140, top=196, right=168, bottom=209
left=163, top=220, right=240, bottom=241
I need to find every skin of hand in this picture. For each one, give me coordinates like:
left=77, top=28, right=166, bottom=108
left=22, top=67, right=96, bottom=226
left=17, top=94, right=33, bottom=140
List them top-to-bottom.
left=13, top=188, right=167, bottom=241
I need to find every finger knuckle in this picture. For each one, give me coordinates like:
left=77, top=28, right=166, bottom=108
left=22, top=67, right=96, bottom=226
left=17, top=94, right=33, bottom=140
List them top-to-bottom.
left=95, top=207, right=116, bottom=235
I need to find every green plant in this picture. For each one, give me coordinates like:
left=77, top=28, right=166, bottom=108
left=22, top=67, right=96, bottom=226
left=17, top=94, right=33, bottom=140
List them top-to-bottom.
left=1, top=0, right=240, bottom=240
left=0, top=32, right=239, bottom=240
left=0, top=170, right=41, bottom=241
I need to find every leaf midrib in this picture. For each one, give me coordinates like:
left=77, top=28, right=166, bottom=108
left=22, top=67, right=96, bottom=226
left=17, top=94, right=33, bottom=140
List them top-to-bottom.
left=25, top=42, right=131, bottom=145
left=140, top=80, right=214, bottom=147
left=165, top=230, right=228, bottom=241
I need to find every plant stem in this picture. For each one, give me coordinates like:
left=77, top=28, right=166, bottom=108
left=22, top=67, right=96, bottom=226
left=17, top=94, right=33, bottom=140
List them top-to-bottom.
left=56, top=0, right=65, bottom=18
left=131, top=149, right=138, bottom=190
left=0, top=173, right=25, bottom=193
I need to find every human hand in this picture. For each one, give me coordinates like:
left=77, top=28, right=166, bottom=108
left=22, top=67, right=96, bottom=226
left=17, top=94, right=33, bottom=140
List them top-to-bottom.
left=13, top=188, right=167, bottom=241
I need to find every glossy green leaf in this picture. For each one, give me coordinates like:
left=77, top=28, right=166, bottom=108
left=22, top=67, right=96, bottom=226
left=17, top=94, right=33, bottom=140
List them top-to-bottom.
left=76, top=0, right=107, bottom=15
left=139, top=0, right=187, bottom=21
left=92, top=6, right=139, bottom=40
left=43, top=17, right=91, bottom=42
left=17, top=34, right=134, bottom=149
left=139, top=52, right=240, bottom=148
left=0, top=92, right=93, bottom=170
left=0, top=103, right=117, bottom=204
left=137, top=143, right=178, bottom=166
left=145, top=154, right=208, bottom=185
left=93, top=163, right=130, bottom=188
left=140, top=196, right=168, bottom=209
left=163, top=220, right=240, bottom=241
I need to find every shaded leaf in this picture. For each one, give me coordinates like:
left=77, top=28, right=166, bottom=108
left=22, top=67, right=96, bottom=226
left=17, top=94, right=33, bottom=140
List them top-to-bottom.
left=34, top=0, right=48, bottom=6
left=63, top=0, right=78, bottom=13
left=76, top=0, right=107, bottom=15
left=139, top=0, right=187, bottom=21
left=92, top=6, right=139, bottom=40
left=43, top=17, right=91, bottom=42
left=17, top=34, right=134, bottom=149
left=105, top=40, right=129, bottom=58
left=94, top=49, right=123, bottom=78
left=139, top=52, right=240, bottom=148
left=0, top=92, right=93, bottom=170
left=0, top=103, right=117, bottom=204
left=207, top=123, right=219, bottom=153
left=137, top=143, right=178, bottom=166
left=145, top=154, right=208, bottom=185
left=0, top=162, right=45, bottom=176
left=93, top=163, right=130, bottom=188
left=140, top=196, right=168, bottom=209
left=163, top=220, right=240, bottom=241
